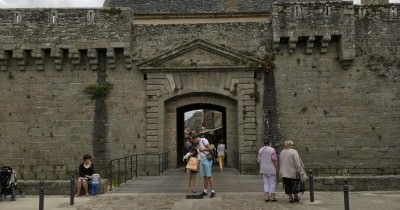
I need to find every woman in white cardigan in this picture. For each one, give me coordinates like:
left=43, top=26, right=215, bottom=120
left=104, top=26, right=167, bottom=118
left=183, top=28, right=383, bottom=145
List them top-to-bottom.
left=279, top=140, right=307, bottom=202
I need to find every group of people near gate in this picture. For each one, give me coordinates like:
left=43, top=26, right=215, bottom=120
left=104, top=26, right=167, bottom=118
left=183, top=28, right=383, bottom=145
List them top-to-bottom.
left=183, top=128, right=307, bottom=202
left=182, top=129, right=226, bottom=198
left=72, top=134, right=305, bottom=202
left=258, top=138, right=307, bottom=203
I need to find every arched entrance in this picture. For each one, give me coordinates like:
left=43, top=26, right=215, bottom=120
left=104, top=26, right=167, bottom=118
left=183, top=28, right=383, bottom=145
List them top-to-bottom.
left=164, top=93, right=238, bottom=168
left=176, top=103, right=227, bottom=167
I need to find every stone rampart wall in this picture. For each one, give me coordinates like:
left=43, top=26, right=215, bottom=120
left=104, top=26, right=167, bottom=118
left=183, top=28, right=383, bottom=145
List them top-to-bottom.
left=103, top=0, right=271, bottom=15
left=0, top=8, right=144, bottom=180
left=134, top=22, right=270, bottom=61
left=273, top=26, right=400, bottom=176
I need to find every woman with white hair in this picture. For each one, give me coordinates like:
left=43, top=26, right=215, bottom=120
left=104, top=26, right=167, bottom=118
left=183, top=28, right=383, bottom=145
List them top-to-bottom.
left=279, top=140, right=307, bottom=202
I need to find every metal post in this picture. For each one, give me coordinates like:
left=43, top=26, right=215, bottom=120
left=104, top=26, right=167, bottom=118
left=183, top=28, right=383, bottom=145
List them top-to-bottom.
left=163, top=152, right=166, bottom=172
left=166, top=152, right=169, bottom=170
left=159, top=153, right=162, bottom=175
left=238, top=153, right=242, bottom=174
left=130, top=155, right=133, bottom=179
left=135, top=155, right=138, bottom=177
left=124, top=157, right=127, bottom=183
left=117, top=159, right=121, bottom=186
left=109, top=161, right=113, bottom=192
left=309, top=170, right=314, bottom=202
left=69, top=176, right=74, bottom=206
left=344, top=179, right=350, bottom=210
left=39, top=181, right=44, bottom=210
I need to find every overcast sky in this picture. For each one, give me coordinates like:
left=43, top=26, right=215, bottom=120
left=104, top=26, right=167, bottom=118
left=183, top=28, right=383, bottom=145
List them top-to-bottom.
left=0, top=0, right=399, bottom=8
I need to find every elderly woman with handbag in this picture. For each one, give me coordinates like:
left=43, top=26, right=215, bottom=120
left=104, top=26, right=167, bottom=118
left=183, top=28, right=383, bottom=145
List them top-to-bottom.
left=279, top=140, right=307, bottom=202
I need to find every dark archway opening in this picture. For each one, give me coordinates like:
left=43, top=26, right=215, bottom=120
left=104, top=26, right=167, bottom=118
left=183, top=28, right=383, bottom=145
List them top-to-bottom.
left=176, top=103, right=227, bottom=167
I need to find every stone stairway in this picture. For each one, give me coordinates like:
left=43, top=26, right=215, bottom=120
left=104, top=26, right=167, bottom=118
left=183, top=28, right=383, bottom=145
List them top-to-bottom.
left=113, top=167, right=264, bottom=193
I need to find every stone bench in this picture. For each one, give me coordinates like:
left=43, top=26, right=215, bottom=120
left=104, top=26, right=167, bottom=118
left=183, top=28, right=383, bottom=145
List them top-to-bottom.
left=313, top=175, right=400, bottom=191
left=18, top=179, right=108, bottom=195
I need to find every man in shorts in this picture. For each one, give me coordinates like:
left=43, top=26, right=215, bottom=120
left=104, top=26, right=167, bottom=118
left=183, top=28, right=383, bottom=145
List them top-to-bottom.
left=192, top=133, right=216, bottom=198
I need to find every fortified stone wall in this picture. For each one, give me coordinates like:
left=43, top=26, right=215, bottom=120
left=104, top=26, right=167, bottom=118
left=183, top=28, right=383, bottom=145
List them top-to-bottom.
left=104, top=0, right=272, bottom=15
left=272, top=1, right=356, bottom=62
left=272, top=2, right=400, bottom=176
left=354, top=5, right=400, bottom=57
left=0, top=8, right=143, bottom=180
left=134, top=22, right=270, bottom=61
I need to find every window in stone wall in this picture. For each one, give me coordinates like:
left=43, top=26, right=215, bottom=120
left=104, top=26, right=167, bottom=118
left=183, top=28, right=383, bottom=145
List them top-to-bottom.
left=294, top=6, right=302, bottom=18
left=325, top=6, right=332, bottom=16
left=390, top=6, right=397, bottom=18
left=87, top=10, right=95, bottom=24
left=14, top=12, right=21, bottom=23
left=61, top=49, right=69, bottom=63
left=79, top=49, right=88, bottom=64
left=4, top=50, right=13, bottom=59
left=23, top=50, right=33, bottom=65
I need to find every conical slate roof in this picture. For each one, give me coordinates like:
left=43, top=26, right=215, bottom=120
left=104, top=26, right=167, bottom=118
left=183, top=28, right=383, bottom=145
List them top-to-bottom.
left=103, top=0, right=273, bottom=15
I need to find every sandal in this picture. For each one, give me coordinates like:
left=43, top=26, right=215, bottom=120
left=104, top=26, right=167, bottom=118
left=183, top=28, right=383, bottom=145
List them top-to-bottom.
left=289, top=197, right=294, bottom=203
left=294, top=197, right=299, bottom=202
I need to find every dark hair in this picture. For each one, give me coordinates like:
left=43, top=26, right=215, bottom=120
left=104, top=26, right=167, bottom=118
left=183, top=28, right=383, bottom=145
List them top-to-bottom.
left=191, top=132, right=201, bottom=139
left=264, top=137, right=273, bottom=146
left=191, top=148, right=198, bottom=156
left=83, top=154, right=92, bottom=160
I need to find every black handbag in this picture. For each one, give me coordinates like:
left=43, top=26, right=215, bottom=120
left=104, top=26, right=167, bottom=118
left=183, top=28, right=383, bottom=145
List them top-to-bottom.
left=293, top=175, right=306, bottom=194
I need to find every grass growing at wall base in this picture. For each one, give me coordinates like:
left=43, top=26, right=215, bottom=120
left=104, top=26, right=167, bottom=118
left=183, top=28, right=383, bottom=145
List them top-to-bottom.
left=83, top=82, right=113, bottom=99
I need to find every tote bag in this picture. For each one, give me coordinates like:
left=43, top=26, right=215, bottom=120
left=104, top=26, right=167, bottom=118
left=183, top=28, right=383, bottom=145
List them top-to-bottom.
left=186, top=157, right=199, bottom=172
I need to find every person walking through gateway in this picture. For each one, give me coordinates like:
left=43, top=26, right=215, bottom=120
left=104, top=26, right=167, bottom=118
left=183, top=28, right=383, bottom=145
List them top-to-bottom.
left=192, top=133, right=216, bottom=198
left=258, top=138, right=278, bottom=202
left=217, top=140, right=226, bottom=172
left=279, top=140, right=307, bottom=202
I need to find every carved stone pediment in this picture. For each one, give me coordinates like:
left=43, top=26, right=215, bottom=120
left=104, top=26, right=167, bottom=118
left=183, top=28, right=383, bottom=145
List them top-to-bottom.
left=138, top=39, right=263, bottom=72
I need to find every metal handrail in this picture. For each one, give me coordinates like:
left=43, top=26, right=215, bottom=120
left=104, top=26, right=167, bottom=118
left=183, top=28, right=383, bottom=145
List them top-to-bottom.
left=109, top=152, right=169, bottom=191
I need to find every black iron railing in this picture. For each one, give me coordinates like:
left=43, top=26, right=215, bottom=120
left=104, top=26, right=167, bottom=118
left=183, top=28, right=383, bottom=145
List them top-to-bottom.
left=109, top=152, right=169, bottom=191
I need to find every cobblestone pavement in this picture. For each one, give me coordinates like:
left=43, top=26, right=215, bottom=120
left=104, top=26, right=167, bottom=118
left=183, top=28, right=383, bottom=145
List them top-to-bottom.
left=76, top=191, right=400, bottom=210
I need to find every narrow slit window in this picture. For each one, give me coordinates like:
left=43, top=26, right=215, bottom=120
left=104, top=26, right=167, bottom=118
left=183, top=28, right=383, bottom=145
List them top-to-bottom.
left=294, top=6, right=302, bottom=17
left=325, top=6, right=332, bottom=16
left=390, top=6, right=397, bottom=18
left=87, top=11, right=95, bottom=23
left=15, top=12, right=21, bottom=23
left=52, top=12, right=56, bottom=23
